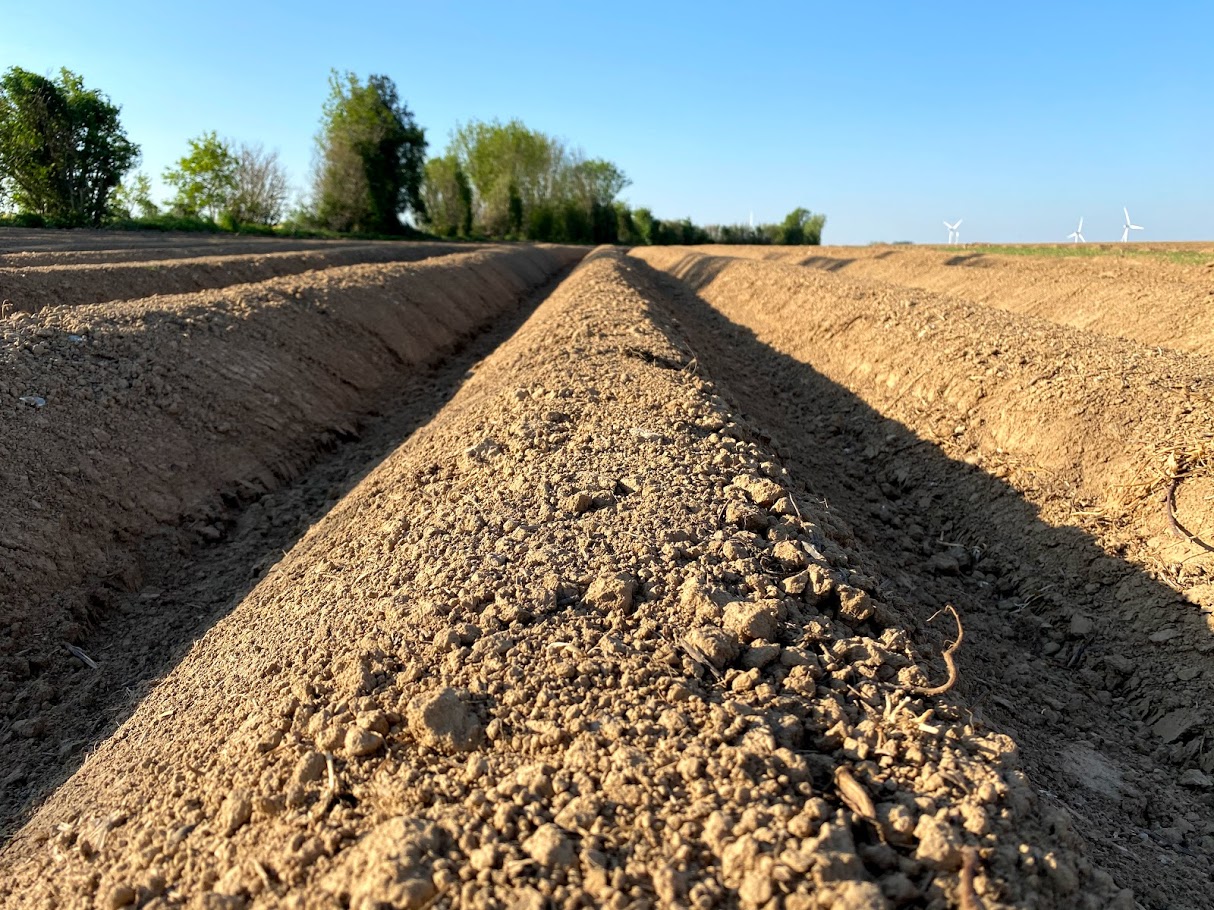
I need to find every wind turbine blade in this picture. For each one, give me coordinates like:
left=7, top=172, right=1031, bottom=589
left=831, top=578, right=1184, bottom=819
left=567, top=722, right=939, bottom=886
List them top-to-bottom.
left=1124, top=207, right=1131, bottom=224
left=1078, top=217, right=1083, bottom=232
left=955, top=220, right=963, bottom=228
left=1131, top=224, right=1143, bottom=230
left=1122, top=226, right=1129, bottom=242
left=1077, top=233, right=1084, bottom=242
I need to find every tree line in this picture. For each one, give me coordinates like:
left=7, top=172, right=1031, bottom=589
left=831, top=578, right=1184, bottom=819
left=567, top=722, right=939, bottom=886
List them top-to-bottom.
left=0, top=66, right=825, bottom=245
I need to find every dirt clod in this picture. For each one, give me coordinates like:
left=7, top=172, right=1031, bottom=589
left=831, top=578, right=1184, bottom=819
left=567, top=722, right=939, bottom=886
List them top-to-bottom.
left=584, top=571, right=636, bottom=612
left=837, top=584, right=875, bottom=624
left=723, top=598, right=781, bottom=642
left=406, top=687, right=481, bottom=753
left=345, top=726, right=385, bottom=757
left=292, top=750, right=328, bottom=786
left=217, top=791, right=253, bottom=837
left=914, top=814, right=964, bottom=871
left=522, top=823, right=576, bottom=869
left=103, top=884, right=136, bottom=909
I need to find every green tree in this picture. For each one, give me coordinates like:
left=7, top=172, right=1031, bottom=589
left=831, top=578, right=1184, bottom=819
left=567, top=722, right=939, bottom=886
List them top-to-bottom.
left=0, top=67, right=138, bottom=225
left=311, top=71, right=426, bottom=234
left=449, top=119, right=560, bottom=237
left=444, top=120, right=633, bottom=242
left=163, top=132, right=237, bottom=221
left=420, top=153, right=472, bottom=237
left=567, top=158, right=629, bottom=209
left=110, top=171, right=158, bottom=218
left=506, top=181, right=524, bottom=238
left=614, top=203, right=638, bottom=245
left=632, top=207, right=656, bottom=245
left=777, top=207, right=826, bottom=245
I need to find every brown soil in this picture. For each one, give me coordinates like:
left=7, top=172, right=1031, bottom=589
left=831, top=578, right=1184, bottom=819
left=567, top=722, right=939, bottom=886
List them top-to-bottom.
left=0, top=228, right=388, bottom=263
left=1, top=235, right=1211, bottom=909
left=0, top=242, right=489, bottom=312
left=0, top=244, right=582, bottom=830
left=719, top=244, right=1214, bottom=354
left=631, top=247, right=1214, bottom=907
left=1, top=248, right=1120, bottom=910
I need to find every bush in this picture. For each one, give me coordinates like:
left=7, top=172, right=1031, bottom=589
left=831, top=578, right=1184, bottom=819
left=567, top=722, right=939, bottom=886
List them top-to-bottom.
left=8, top=212, right=46, bottom=228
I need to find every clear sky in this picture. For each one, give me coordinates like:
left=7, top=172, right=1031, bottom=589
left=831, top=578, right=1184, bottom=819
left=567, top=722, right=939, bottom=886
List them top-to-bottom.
left=2, top=1, right=1210, bottom=244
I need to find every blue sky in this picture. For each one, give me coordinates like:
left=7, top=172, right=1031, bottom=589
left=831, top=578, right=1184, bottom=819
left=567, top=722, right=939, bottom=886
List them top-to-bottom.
left=2, top=1, right=1210, bottom=244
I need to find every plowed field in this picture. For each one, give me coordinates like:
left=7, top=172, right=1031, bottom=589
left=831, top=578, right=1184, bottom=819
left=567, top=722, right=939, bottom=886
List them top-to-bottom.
left=1, top=235, right=1211, bottom=910
left=729, top=243, right=1214, bottom=354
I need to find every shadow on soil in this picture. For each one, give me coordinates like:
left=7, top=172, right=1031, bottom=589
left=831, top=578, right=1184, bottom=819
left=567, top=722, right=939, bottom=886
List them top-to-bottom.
left=628, top=252, right=1213, bottom=907
left=795, top=255, right=857, bottom=271
left=0, top=262, right=581, bottom=843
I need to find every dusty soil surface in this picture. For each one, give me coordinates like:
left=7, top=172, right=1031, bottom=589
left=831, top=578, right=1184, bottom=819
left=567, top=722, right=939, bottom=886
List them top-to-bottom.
left=0, top=228, right=381, bottom=263
left=4, top=236, right=1214, bottom=909
left=0, top=242, right=491, bottom=312
left=718, top=244, right=1214, bottom=354
left=0, top=245, right=582, bottom=823
left=632, top=247, right=1214, bottom=907
left=0, top=250, right=1133, bottom=910
left=0, top=264, right=574, bottom=839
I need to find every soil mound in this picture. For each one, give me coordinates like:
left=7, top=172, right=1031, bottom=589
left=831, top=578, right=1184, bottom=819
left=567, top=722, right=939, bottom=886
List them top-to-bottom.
left=0, top=242, right=483, bottom=312
left=720, top=244, right=1214, bottom=354
left=0, top=245, right=582, bottom=748
left=631, top=247, right=1214, bottom=906
left=1, top=250, right=1123, bottom=909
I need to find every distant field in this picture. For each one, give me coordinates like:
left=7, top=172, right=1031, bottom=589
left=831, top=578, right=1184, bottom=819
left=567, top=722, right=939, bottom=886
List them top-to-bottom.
left=949, top=242, right=1214, bottom=266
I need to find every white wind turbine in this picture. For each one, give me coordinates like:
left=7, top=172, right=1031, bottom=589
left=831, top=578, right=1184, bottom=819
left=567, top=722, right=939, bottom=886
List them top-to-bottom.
left=1121, top=207, right=1144, bottom=242
left=1067, top=217, right=1085, bottom=243
left=944, top=219, right=962, bottom=244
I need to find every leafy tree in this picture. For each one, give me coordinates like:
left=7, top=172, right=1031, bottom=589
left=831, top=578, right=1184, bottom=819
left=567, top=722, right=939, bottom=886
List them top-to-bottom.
left=0, top=67, right=138, bottom=225
left=311, top=70, right=426, bottom=234
left=442, top=119, right=632, bottom=242
left=449, top=119, right=562, bottom=237
left=163, top=132, right=237, bottom=221
left=161, top=136, right=289, bottom=226
left=228, top=143, right=290, bottom=226
left=420, top=154, right=472, bottom=237
left=567, top=157, right=629, bottom=209
left=110, top=171, right=158, bottom=218
left=506, top=181, right=525, bottom=237
left=526, top=203, right=558, bottom=242
left=614, top=203, right=638, bottom=245
left=632, top=207, right=655, bottom=245
left=777, top=207, right=826, bottom=245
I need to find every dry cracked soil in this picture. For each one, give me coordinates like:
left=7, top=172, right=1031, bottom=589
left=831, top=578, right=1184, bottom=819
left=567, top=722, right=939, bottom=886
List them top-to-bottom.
left=1, top=234, right=1212, bottom=910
